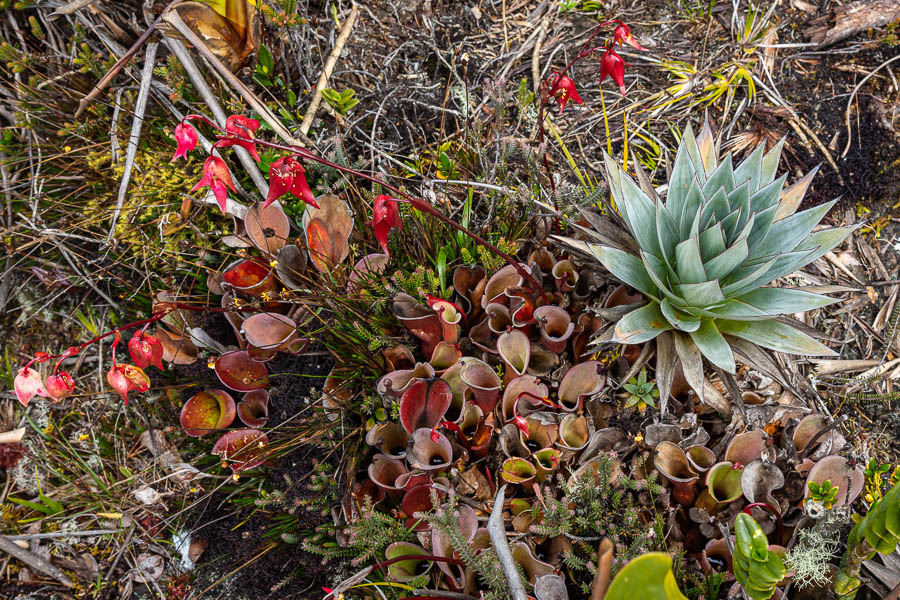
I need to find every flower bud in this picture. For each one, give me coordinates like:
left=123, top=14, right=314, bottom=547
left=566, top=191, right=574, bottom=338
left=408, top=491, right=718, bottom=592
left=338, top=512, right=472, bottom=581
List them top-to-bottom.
left=129, top=331, right=165, bottom=371
left=14, top=367, right=46, bottom=407
left=45, top=371, right=75, bottom=402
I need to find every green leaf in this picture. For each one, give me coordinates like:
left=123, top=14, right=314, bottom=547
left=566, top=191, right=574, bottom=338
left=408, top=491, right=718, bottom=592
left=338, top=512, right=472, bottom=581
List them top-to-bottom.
left=257, top=43, right=274, bottom=75
left=760, top=136, right=785, bottom=188
left=733, top=143, right=764, bottom=193
left=669, top=147, right=700, bottom=233
left=702, top=153, right=735, bottom=197
left=613, top=159, right=663, bottom=258
left=749, top=173, right=787, bottom=213
left=680, top=177, right=705, bottom=236
left=699, top=186, right=730, bottom=231
left=750, top=200, right=836, bottom=262
left=656, top=201, right=681, bottom=271
left=698, top=222, right=726, bottom=262
left=675, top=235, right=708, bottom=284
left=704, top=236, right=749, bottom=281
left=592, top=246, right=660, bottom=301
left=674, top=280, right=726, bottom=306
left=719, top=288, right=838, bottom=319
left=660, top=297, right=701, bottom=332
left=614, top=303, right=672, bottom=344
left=716, top=318, right=837, bottom=356
left=689, top=319, right=736, bottom=373
left=8, top=496, right=56, bottom=515
left=733, top=513, right=785, bottom=600
left=606, top=553, right=688, bottom=600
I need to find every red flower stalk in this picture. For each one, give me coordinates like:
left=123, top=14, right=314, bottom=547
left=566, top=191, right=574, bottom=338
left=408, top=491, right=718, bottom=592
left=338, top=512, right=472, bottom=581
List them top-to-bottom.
left=612, top=22, right=647, bottom=50
left=599, top=46, right=627, bottom=95
left=548, top=73, right=584, bottom=114
left=213, top=115, right=261, bottom=161
left=171, top=122, right=198, bottom=162
left=191, top=156, right=236, bottom=214
left=264, top=156, right=318, bottom=210
left=370, top=194, right=403, bottom=255
left=129, top=330, right=165, bottom=371
left=107, top=364, right=150, bottom=405
left=14, top=367, right=46, bottom=407
left=44, top=371, right=75, bottom=402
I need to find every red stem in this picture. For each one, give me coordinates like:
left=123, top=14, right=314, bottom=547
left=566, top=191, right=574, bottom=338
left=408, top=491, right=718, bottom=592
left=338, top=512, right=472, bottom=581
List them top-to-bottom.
left=183, top=115, right=551, bottom=305
left=25, top=302, right=259, bottom=367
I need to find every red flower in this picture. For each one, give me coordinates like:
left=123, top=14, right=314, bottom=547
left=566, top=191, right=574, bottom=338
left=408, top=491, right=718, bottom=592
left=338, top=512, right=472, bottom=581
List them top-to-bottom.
left=612, top=23, right=646, bottom=50
left=599, top=46, right=627, bottom=95
left=548, top=74, right=584, bottom=114
left=214, top=115, right=261, bottom=162
left=171, top=122, right=198, bottom=162
left=191, top=156, right=236, bottom=214
left=265, top=156, right=318, bottom=210
left=370, top=194, right=402, bottom=255
left=129, top=331, right=165, bottom=371
left=107, top=364, right=150, bottom=405
left=14, top=367, right=46, bottom=407
left=44, top=371, right=75, bottom=401
left=512, top=415, right=530, bottom=437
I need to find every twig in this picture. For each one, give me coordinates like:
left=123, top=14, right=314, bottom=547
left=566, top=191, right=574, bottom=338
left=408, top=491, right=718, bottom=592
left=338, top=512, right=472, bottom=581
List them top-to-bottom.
left=50, top=0, right=100, bottom=17
left=74, top=5, right=172, bottom=118
left=299, top=6, right=359, bottom=136
left=531, top=15, right=550, bottom=96
left=163, top=37, right=269, bottom=197
left=106, top=41, right=158, bottom=244
left=841, top=54, right=900, bottom=159
left=487, top=485, right=527, bottom=600
left=5, top=529, right=118, bottom=541
left=0, top=536, right=74, bottom=587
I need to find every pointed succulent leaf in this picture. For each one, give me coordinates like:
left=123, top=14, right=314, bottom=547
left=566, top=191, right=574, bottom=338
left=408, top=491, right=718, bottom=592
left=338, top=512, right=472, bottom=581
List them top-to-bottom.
left=681, top=125, right=706, bottom=183
left=759, top=137, right=786, bottom=188
left=668, top=143, right=697, bottom=230
left=732, top=143, right=764, bottom=193
left=702, top=153, right=735, bottom=197
left=612, top=160, right=662, bottom=258
left=774, top=166, right=818, bottom=221
left=748, top=173, right=787, bottom=213
left=726, top=182, right=751, bottom=237
left=699, top=186, right=730, bottom=231
left=751, top=200, right=836, bottom=262
left=656, top=201, right=681, bottom=270
left=698, top=222, right=727, bottom=262
left=674, top=235, right=708, bottom=284
left=705, top=237, right=749, bottom=281
left=591, top=245, right=659, bottom=300
left=674, top=280, right=726, bottom=306
left=717, top=288, right=838, bottom=319
left=660, top=298, right=702, bottom=332
left=614, top=303, right=672, bottom=344
left=716, top=318, right=837, bottom=356
left=689, top=319, right=736, bottom=373
left=673, top=331, right=705, bottom=402
left=605, top=553, right=688, bottom=600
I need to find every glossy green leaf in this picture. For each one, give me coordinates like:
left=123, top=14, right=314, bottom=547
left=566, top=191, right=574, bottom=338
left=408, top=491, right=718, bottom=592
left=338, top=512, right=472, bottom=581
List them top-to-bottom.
left=592, top=245, right=659, bottom=301
left=614, top=303, right=672, bottom=344
left=716, top=318, right=836, bottom=356
left=689, top=319, right=736, bottom=373
left=606, top=553, right=688, bottom=600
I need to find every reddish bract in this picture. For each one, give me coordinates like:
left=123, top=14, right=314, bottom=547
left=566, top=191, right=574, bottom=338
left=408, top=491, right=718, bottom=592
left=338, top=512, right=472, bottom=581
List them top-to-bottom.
left=599, top=46, right=627, bottom=95
left=548, top=74, right=584, bottom=114
left=214, top=115, right=262, bottom=162
left=171, top=122, right=198, bottom=162
left=191, top=156, right=236, bottom=214
left=264, top=156, right=318, bottom=210
left=370, top=194, right=402, bottom=255
left=129, top=330, right=165, bottom=371
left=106, top=364, right=150, bottom=405
left=14, top=367, right=46, bottom=407
left=44, top=371, right=75, bottom=401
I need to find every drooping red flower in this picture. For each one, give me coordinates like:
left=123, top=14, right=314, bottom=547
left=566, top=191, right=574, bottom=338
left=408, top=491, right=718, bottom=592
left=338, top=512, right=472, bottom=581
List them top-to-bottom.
left=612, top=22, right=647, bottom=50
left=599, top=46, right=627, bottom=95
left=548, top=73, right=584, bottom=114
left=213, top=115, right=261, bottom=161
left=171, top=122, right=198, bottom=162
left=191, top=156, right=236, bottom=214
left=264, top=156, right=318, bottom=210
left=370, top=194, right=402, bottom=255
left=129, top=330, right=165, bottom=371
left=107, top=364, right=150, bottom=405
left=14, top=367, right=46, bottom=407
left=44, top=371, right=75, bottom=402
left=512, top=415, right=530, bottom=437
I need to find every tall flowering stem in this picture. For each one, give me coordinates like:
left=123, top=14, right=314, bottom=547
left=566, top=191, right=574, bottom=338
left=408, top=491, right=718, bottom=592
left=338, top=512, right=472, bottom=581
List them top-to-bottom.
left=178, top=114, right=550, bottom=304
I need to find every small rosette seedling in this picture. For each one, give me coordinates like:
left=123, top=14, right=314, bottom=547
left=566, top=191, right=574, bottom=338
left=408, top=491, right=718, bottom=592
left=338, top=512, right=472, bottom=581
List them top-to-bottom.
left=623, top=367, right=659, bottom=412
